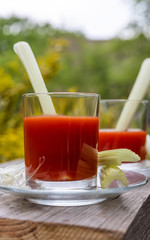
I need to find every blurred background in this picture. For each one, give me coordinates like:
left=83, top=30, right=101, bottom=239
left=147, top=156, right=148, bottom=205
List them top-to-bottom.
left=0, top=0, right=150, bottom=161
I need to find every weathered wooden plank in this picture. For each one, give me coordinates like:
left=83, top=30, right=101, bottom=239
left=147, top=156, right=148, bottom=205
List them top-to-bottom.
left=124, top=194, right=150, bottom=240
left=0, top=218, right=123, bottom=240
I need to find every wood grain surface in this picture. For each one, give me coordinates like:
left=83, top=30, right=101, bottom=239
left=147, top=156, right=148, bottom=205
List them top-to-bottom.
left=0, top=159, right=150, bottom=239
left=124, top=195, right=150, bottom=240
left=0, top=218, right=124, bottom=240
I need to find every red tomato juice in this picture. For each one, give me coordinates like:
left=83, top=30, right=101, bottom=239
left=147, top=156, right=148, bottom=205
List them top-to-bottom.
left=24, top=115, right=99, bottom=181
left=98, top=129, right=147, bottom=160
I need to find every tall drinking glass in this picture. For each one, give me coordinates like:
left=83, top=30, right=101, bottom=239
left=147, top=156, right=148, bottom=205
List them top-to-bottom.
left=23, top=92, right=100, bottom=191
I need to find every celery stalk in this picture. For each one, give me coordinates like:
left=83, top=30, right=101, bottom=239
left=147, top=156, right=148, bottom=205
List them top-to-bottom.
left=98, top=148, right=140, bottom=166
left=100, top=166, right=129, bottom=189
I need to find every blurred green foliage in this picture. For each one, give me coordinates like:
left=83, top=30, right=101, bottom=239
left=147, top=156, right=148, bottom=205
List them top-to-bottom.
left=0, top=16, right=150, bottom=161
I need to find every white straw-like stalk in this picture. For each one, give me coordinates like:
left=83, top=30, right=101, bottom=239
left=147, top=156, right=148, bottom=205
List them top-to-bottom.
left=13, top=41, right=56, bottom=115
left=116, top=58, right=150, bottom=131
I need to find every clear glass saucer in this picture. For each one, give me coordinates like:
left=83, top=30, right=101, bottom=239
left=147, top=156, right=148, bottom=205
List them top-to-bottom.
left=120, top=160, right=150, bottom=178
left=0, top=170, right=148, bottom=206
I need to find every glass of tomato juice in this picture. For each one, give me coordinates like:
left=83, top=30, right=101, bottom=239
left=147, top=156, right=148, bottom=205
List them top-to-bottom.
left=23, top=92, right=100, bottom=191
left=99, top=99, right=148, bottom=163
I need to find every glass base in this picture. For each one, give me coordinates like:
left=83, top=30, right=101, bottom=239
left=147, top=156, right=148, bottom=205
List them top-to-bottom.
left=120, top=160, right=150, bottom=178
left=0, top=170, right=147, bottom=207
left=27, top=176, right=97, bottom=190
left=27, top=198, right=105, bottom=206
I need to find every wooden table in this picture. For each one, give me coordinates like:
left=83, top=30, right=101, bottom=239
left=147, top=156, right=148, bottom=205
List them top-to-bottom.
left=0, top=159, right=150, bottom=240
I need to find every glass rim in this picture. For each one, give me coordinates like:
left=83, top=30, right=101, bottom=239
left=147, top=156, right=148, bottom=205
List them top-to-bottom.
left=23, top=92, right=100, bottom=98
left=100, top=99, right=148, bottom=103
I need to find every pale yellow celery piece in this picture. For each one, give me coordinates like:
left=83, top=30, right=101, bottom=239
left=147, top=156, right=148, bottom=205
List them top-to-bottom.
left=13, top=41, right=56, bottom=115
left=116, top=58, right=150, bottom=131
left=76, top=143, right=98, bottom=179
left=81, top=143, right=98, bottom=167
left=98, top=148, right=140, bottom=166
left=100, top=166, right=129, bottom=189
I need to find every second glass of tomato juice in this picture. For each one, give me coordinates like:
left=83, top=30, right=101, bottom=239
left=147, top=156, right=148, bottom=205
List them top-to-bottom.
left=23, top=92, right=100, bottom=190
left=98, top=99, right=148, bottom=162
